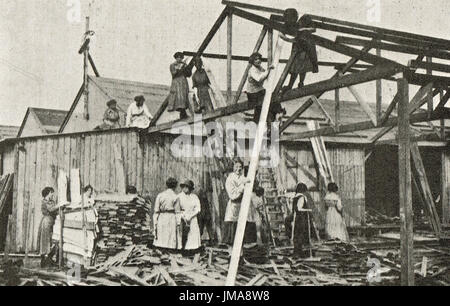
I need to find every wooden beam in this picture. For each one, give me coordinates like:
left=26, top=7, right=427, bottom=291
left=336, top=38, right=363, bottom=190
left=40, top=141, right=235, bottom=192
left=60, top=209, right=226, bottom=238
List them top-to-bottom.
left=222, top=0, right=285, bottom=15
left=187, top=7, right=229, bottom=68
left=150, top=8, right=228, bottom=123
left=227, top=11, right=233, bottom=103
left=307, top=14, right=450, bottom=50
left=83, top=17, right=90, bottom=120
left=313, top=19, right=450, bottom=51
left=233, top=27, right=267, bottom=104
left=268, top=29, right=273, bottom=66
left=226, top=32, right=284, bottom=286
left=305, top=33, right=403, bottom=68
left=336, top=36, right=450, bottom=61
left=280, top=43, right=375, bottom=133
left=376, top=46, right=382, bottom=122
left=273, top=49, right=298, bottom=96
left=182, top=51, right=372, bottom=68
left=88, top=54, right=100, bottom=77
left=426, top=57, right=434, bottom=116
left=410, top=60, right=450, bottom=74
left=279, top=65, right=401, bottom=103
left=397, top=77, right=414, bottom=286
left=408, top=83, right=434, bottom=114
left=347, top=85, right=377, bottom=126
left=335, top=89, right=340, bottom=130
left=436, top=90, right=450, bottom=109
left=440, top=90, right=446, bottom=141
left=380, top=93, right=400, bottom=126
left=310, top=96, right=335, bottom=126
left=279, top=98, right=314, bottom=133
left=280, top=109, right=449, bottom=141
left=370, top=126, right=394, bottom=144
left=410, top=142, right=442, bottom=236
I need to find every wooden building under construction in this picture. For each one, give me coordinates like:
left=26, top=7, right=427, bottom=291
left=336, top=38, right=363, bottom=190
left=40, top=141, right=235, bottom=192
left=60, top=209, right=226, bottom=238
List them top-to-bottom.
left=0, top=0, right=449, bottom=286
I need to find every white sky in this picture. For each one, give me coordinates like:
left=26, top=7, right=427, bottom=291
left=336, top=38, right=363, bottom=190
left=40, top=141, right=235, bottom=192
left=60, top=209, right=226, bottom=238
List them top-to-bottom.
left=1, top=0, right=449, bottom=126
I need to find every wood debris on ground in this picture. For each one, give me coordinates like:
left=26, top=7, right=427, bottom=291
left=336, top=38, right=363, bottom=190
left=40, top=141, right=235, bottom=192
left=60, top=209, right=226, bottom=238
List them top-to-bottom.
left=1, top=235, right=448, bottom=286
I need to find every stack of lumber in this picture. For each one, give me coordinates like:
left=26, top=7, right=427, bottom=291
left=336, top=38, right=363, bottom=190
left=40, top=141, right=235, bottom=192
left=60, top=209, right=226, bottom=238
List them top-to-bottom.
left=94, top=194, right=152, bottom=264
left=52, top=206, right=99, bottom=265
left=365, top=208, right=400, bottom=225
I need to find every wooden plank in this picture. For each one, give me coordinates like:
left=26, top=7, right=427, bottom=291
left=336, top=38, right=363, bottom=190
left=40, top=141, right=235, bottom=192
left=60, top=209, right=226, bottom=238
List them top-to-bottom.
left=222, top=0, right=285, bottom=15
left=227, top=11, right=233, bottom=103
left=309, top=14, right=450, bottom=49
left=233, top=26, right=267, bottom=104
left=268, top=29, right=273, bottom=66
left=226, top=32, right=284, bottom=286
left=336, top=36, right=450, bottom=61
left=376, top=46, right=382, bottom=122
left=426, top=57, right=434, bottom=116
left=410, top=60, right=450, bottom=74
left=204, top=64, right=228, bottom=108
left=279, top=65, right=401, bottom=103
left=406, top=72, right=450, bottom=87
left=397, top=77, right=414, bottom=286
left=408, top=83, right=434, bottom=114
left=347, top=86, right=377, bottom=126
left=335, top=89, right=340, bottom=129
left=379, top=93, right=400, bottom=126
left=310, top=96, right=335, bottom=126
left=280, top=98, right=314, bottom=133
left=280, top=109, right=448, bottom=141
left=370, top=126, right=394, bottom=144
left=113, top=142, right=126, bottom=194
left=410, top=142, right=442, bottom=236
left=15, top=145, right=26, bottom=252
left=442, top=152, right=450, bottom=225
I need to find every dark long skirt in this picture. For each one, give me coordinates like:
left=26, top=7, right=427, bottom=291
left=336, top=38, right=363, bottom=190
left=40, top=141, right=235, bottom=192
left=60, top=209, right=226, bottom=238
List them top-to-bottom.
left=293, top=211, right=310, bottom=257
left=223, top=221, right=257, bottom=245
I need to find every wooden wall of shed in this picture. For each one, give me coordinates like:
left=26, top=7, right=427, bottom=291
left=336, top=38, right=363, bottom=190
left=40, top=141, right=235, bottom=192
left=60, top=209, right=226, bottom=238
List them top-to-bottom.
left=9, top=129, right=145, bottom=253
left=9, top=130, right=211, bottom=253
left=280, top=143, right=365, bottom=228
left=1, top=145, right=16, bottom=175
left=443, top=151, right=450, bottom=225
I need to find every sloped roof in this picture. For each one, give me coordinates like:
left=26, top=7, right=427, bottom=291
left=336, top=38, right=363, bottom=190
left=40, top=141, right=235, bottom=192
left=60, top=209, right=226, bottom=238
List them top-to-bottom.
left=88, top=76, right=171, bottom=117
left=18, top=107, right=68, bottom=137
left=0, top=125, right=19, bottom=140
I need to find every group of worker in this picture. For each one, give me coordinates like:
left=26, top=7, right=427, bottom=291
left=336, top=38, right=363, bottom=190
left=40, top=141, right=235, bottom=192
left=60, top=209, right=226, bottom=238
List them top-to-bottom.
left=96, top=8, right=319, bottom=130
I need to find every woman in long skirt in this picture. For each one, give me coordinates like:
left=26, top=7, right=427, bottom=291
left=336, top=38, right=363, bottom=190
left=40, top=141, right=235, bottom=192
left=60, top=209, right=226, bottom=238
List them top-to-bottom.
left=167, top=52, right=191, bottom=119
left=192, top=57, right=214, bottom=114
left=223, top=158, right=252, bottom=246
left=153, top=177, right=181, bottom=251
left=177, top=180, right=202, bottom=254
left=291, top=183, right=312, bottom=257
left=324, top=183, right=349, bottom=242
left=37, top=187, right=59, bottom=268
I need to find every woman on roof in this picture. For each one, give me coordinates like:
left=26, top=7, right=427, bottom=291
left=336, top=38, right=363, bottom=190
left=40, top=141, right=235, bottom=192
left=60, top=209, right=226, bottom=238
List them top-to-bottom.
left=167, top=52, right=192, bottom=120
left=192, top=57, right=214, bottom=114
left=126, top=95, right=153, bottom=129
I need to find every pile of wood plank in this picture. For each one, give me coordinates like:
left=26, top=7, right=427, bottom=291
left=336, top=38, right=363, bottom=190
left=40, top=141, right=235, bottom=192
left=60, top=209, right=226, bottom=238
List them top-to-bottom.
left=94, top=194, right=152, bottom=264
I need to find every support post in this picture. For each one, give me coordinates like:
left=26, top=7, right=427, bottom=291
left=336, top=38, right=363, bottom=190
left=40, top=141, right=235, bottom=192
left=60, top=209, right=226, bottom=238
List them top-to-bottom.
left=227, top=11, right=233, bottom=103
left=83, top=17, right=90, bottom=120
left=268, top=29, right=273, bottom=66
left=226, top=32, right=283, bottom=286
left=376, top=46, right=382, bottom=123
left=426, top=57, right=433, bottom=117
left=397, top=77, right=414, bottom=286
left=335, top=89, right=340, bottom=130
left=439, top=89, right=446, bottom=140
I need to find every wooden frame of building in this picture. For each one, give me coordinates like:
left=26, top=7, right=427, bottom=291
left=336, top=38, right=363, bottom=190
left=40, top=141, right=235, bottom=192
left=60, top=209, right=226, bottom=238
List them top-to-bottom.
left=0, top=0, right=449, bottom=286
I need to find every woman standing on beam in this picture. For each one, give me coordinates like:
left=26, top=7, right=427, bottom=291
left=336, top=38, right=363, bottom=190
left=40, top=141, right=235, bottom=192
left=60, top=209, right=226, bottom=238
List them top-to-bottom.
left=167, top=52, right=192, bottom=120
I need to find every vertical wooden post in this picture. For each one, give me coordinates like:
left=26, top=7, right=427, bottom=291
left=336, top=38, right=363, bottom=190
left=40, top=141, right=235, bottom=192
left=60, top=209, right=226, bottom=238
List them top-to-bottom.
left=227, top=11, right=233, bottom=104
left=83, top=17, right=90, bottom=120
left=268, top=29, right=273, bottom=66
left=226, top=32, right=283, bottom=286
left=376, top=46, right=382, bottom=123
left=426, top=57, right=433, bottom=117
left=398, top=77, right=414, bottom=286
left=335, top=89, right=340, bottom=131
left=440, top=90, right=445, bottom=140
left=443, top=152, right=449, bottom=225
left=3, top=215, right=12, bottom=262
